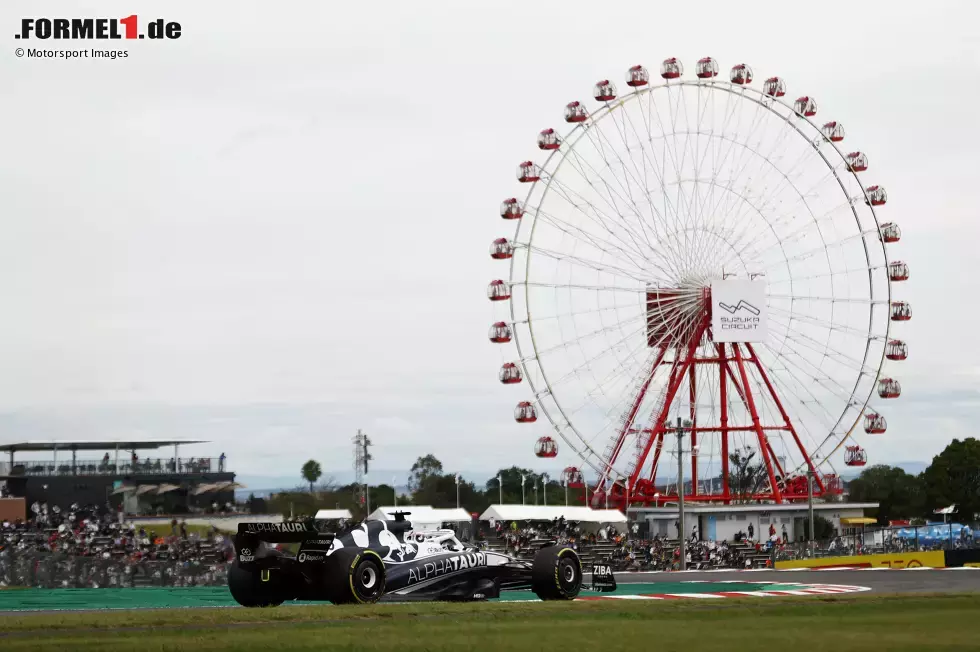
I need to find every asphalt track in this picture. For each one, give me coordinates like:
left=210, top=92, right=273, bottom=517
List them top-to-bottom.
left=616, top=568, right=980, bottom=594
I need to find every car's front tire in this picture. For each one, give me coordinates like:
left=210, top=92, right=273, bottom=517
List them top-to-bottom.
left=531, top=546, right=583, bottom=600
left=325, top=548, right=386, bottom=605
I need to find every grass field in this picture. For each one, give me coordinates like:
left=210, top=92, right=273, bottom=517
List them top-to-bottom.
left=0, top=594, right=978, bottom=651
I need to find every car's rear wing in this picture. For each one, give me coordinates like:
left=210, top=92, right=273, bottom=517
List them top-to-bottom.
left=233, top=520, right=336, bottom=568
left=235, top=520, right=327, bottom=544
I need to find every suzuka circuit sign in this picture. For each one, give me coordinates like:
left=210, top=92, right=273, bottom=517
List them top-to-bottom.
left=711, top=279, right=768, bottom=343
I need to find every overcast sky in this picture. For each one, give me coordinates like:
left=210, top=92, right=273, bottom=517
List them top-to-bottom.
left=1, top=0, right=977, bottom=487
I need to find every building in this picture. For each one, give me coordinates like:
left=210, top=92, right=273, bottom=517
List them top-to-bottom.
left=0, top=439, right=236, bottom=518
left=629, top=502, right=879, bottom=542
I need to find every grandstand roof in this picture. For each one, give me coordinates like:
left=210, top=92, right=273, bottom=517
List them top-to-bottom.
left=0, top=439, right=207, bottom=453
left=479, top=505, right=627, bottom=523
left=367, top=506, right=471, bottom=523
left=315, top=509, right=353, bottom=520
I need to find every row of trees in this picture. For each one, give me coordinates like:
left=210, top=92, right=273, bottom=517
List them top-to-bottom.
left=272, top=438, right=979, bottom=523
left=847, top=438, right=980, bottom=524
left=268, top=455, right=589, bottom=519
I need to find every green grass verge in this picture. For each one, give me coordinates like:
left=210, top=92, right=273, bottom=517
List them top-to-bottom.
left=0, top=593, right=978, bottom=651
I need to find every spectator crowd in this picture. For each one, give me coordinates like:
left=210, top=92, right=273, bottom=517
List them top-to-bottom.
left=0, top=502, right=233, bottom=588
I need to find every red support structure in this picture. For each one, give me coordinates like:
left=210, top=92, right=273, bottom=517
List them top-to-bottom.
left=595, top=287, right=837, bottom=508
left=629, top=318, right=708, bottom=493
left=718, top=343, right=730, bottom=503
left=745, top=343, right=826, bottom=495
left=731, top=344, right=783, bottom=502
left=594, top=346, right=667, bottom=497
left=689, top=364, right=698, bottom=497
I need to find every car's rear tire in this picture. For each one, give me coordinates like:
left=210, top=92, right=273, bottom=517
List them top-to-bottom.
left=531, top=546, right=582, bottom=601
left=325, top=548, right=386, bottom=605
left=228, top=562, right=286, bottom=608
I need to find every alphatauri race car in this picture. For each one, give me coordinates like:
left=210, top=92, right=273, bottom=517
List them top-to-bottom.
left=229, top=512, right=614, bottom=606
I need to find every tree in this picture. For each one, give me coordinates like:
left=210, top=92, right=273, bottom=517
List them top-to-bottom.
left=922, top=438, right=980, bottom=521
left=727, top=450, right=768, bottom=503
left=408, top=454, right=444, bottom=493
left=301, top=459, right=322, bottom=494
left=846, top=465, right=925, bottom=524
left=485, top=466, right=533, bottom=503
left=802, top=514, right=835, bottom=541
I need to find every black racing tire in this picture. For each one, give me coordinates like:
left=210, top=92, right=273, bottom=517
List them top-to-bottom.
left=531, top=546, right=583, bottom=601
left=325, top=548, right=386, bottom=605
left=228, top=562, right=286, bottom=608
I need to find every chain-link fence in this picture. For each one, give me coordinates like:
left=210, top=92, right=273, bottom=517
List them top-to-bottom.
left=0, top=549, right=229, bottom=588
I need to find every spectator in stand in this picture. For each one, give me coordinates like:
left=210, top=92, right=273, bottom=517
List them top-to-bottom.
left=0, top=502, right=233, bottom=588
left=747, top=523, right=755, bottom=541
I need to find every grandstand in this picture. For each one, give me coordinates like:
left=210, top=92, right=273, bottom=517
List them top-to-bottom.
left=0, top=439, right=235, bottom=519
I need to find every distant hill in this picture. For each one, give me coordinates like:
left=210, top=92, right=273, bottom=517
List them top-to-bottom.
left=234, top=460, right=934, bottom=498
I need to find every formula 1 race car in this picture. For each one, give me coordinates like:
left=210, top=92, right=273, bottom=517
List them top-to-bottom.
left=229, top=512, right=611, bottom=606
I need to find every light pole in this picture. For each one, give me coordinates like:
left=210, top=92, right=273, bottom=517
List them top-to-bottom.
left=677, top=417, right=693, bottom=571
left=807, top=468, right=815, bottom=557
left=455, top=473, right=461, bottom=509
left=542, top=473, right=548, bottom=506
left=521, top=474, right=526, bottom=505
left=496, top=475, right=503, bottom=505
left=564, top=478, right=569, bottom=506
left=534, top=480, right=538, bottom=505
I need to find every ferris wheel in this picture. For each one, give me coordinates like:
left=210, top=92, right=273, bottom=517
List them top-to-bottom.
left=487, top=58, right=909, bottom=507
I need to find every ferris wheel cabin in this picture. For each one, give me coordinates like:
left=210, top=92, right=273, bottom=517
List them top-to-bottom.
left=695, top=57, right=719, bottom=79
left=658, top=59, right=682, bottom=80
left=729, top=63, right=753, bottom=84
left=627, top=65, right=651, bottom=86
left=762, top=76, right=786, bottom=97
left=593, top=80, right=617, bottom=101
left=793, top=96, right=818, bottom=117
left=564, top=101, right=588, bottom=123
left=821, top=121, right=845, bottom=142
left=537, top=128, right=560, bottom=150
left=846, top=151, right=869, bottom=172
left=517, top=161, right=541, bottom=183
left=865, top=185, right=888, bottom=207
left=500, top=198, right=524, bottom=220
left=880, top=222, right=902, bottom=243
left=490, top=238, right=513, bottom=260
left=888, top=261, right=910, bottom=282
left=486, top=280, right=510, bottom=302
left=890, top=301, right=912, bottom=321
left=488, top=322, right=512, bottom=344
left=885, top=340, right=908, bottom=361
left=498, top=362, right=523, bottom=385
left=878, top=378, right=902, bottom=399
left=514, top=401, right=538, bottom=423
left=864, top=412, right=887, bottom=434
left=534, top=436, right=558, bottom=458
left=845, top=445, right=868, bottom=467
left=561, top=466, right=584, bottom=487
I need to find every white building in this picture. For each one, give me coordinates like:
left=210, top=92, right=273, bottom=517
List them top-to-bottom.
left=629, top=502, right=879, bottom=542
